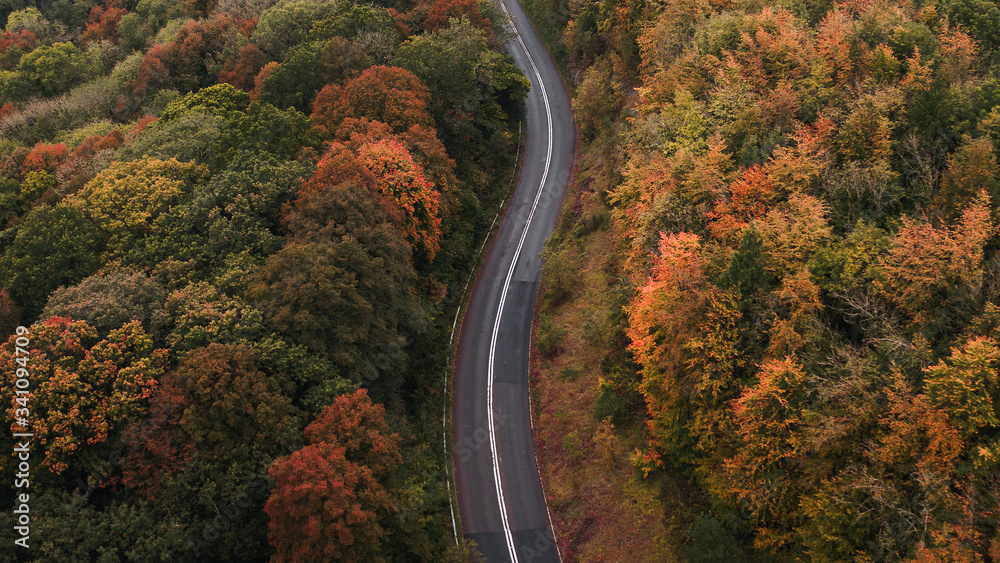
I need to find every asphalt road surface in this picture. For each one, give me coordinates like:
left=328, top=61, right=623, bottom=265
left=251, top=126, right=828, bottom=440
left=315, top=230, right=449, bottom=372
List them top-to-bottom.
left=451, top=0, right=575, bottom=560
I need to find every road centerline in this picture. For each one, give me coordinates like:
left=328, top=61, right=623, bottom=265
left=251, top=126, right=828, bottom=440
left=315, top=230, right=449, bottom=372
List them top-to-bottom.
left=486, top=0, right=555, bottom=561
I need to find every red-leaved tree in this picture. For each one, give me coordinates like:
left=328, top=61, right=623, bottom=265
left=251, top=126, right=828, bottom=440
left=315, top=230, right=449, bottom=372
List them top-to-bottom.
left=311, top=65, right=433, bottom=136
left=265, top=389, right=400, bottom=562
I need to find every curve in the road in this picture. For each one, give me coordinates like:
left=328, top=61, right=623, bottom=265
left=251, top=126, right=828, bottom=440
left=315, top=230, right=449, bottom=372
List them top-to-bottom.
left=452, top=0, right=574, bottom=561
left=486, top=0, right=554, bottom=559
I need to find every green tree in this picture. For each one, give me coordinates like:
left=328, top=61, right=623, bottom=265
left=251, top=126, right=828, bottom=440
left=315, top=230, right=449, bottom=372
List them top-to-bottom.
left=251, top=0, right=339, bottom=60
left=939, top=0, right=1000, bottom=62
left=308, top=2, right=396, bottom=43
left=392, top=17, right=529, bottom=147
left=17, top=41, right=86, bottom=95
left=256, top=41, right=325, bottom=113
left=158, top=83, right=250, bottom=123
left=216, top=101, right=318, bottom=166
left=120, top=111, right=228, bottom=165
left=0, top=203, right=104, bottom=318
left=251, top=236, right=424, bottom=396
left=163, top=282, right=268, bottom=353
left=924, top=337, right=1000, bottom=441
left=171, top=343, right=301, bottom=457
left=9, top=494, right=193, bottom=561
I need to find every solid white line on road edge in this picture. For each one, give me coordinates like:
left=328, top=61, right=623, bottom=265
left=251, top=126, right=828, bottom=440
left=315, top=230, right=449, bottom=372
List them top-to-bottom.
left=488, top=1, right=554, bottom=561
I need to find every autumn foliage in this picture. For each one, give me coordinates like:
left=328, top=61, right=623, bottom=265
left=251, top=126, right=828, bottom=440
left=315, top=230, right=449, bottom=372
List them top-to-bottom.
left=0, top=0, right=526, bottom=557
left=83, top=0, right=128, bottom=42
left=549, top=0, right=1000, bottom=557
left=218, top=43, right=266, bottom=92
left=310, top=65, right=434, bottom=135
left=303, top=136, right=443, bottom=259
left=21, top=142, right=68, bottom=175
left=0, top=318, right=165, bottom=481
left=265, top=389, right=400, bottom=562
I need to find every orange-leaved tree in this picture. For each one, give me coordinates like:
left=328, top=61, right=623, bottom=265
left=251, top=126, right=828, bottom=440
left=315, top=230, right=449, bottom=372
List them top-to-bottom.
left=310, top=65, right=433, bottom=136
left=304, top=138, right=442, bottom=260
left=879, top=191, right=995, bottom=324
left=628, top=232, right=737, bottom=464
left=0, top=317, right=165, bottom=485
left=265, top=389, right=400, bottom=562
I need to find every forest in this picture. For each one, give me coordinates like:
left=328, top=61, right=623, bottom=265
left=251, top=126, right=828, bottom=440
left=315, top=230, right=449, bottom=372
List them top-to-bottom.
left=0, top=0, right=529, bottom=560
left=526, top=0, right=1000, bottom=560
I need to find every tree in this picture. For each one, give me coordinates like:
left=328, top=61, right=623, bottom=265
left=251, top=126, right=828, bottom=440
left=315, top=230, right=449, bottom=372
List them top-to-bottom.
left=82, top=0, right=128, bottom=42
left=251, top=0, right=339, bottom=60
left=424, top=0, right=489, bottom=32
left=938, top=0, right=1000, bottom=63
left=308, top=2, right=396, bottom=43
left=134, top=15, right=238, bottom=94
left=392, top=17, right=528, bottom=147
left=0, top=30, right=37, bottom=71
left=318, top=36, right=371, bottom=84
left=18, top=41, right=87, bottom=96
left=255, top=41, right=324, bottom=113
left=218, top=43, right=266, bottom=91
left=573, top=56, right=624, bottom=140
left=310, top=65, right=434, bottom=136
left=158, top=83, right=250, bottom=123
left=216, top=101, right=318, bottom=166
left=120, top=111, right=228, bottom=165
left=331, top=117, right=458, bottom=194
left=935, top=137, right=998, bottom=219
left=310, top=138, right=442, bottom=259
left=21, top=142, right=67, bottom=175
left=187, top=150, right=310, bottom=259
left=68, top=157, right=209, bottom=263
left=706, top=164, right=775, bottom=243
left=19, top=169, right=54, bottom=203
left=879, top=191, right=994, bottom=324
left=757, top=193, right=833, bottom=276
left=0, top=203, right=104, bottom=317
left=627, top=232, right=714, bottom=463
left=250, top=236, right=424, bottom=395
left=42, top=269, right=169, bottom=339
left=163, top=282, right=268, bottom=353
left=0, top=288, right=21, bottom=335
left=0, top=318, right=166, bottom=485
left=924, top=337, right=1000, bottom=441
left=171, top=343, right=301, bottom=457
left=723, top=357, right=809, bottom=532
left=870, top=374, right=964, bottom=477
left=120, top=377, right=195, bottom=498
left=303, top=388, right=400, bottom=470
left=265, top=389, right=400, bottom=562
left=266, top=442, right=391, bottom=562
left=16, top=494, right=194, bottom=561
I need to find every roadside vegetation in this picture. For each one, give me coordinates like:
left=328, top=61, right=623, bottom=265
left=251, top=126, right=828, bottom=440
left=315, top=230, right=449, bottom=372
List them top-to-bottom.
left=531, top=0, right=1000, bottom=559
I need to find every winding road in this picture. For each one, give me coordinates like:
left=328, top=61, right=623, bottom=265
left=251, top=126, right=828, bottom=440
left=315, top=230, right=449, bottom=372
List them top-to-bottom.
left=451, top=0, right=574, bottom=561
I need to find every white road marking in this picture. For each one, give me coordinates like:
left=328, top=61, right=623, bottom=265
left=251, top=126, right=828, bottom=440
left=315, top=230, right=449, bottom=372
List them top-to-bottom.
left=488, top=0, right=555, bottom=560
